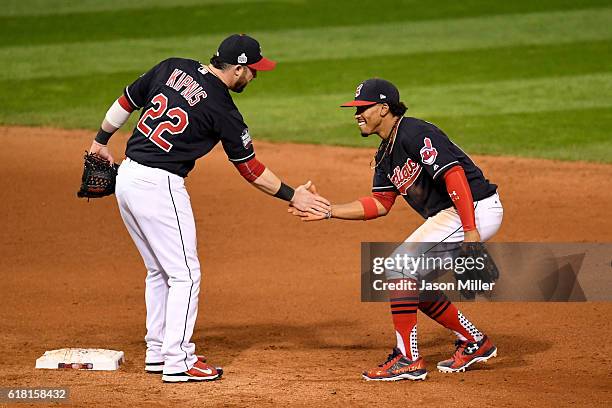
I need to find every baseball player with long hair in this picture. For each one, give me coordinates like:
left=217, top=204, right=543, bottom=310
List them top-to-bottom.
left=87, top=34, right=330, bottom=383
left=289, top=78, right=503, bottom=381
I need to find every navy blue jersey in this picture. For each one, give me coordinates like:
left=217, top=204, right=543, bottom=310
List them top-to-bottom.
left=123, top=58, right=255, bottom=177
left=372, top=117, right=497, bottom=218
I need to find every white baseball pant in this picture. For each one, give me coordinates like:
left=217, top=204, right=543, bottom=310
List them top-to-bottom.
left=115, top=157, right=200, bottom=374
left=385, top=192, right=504, bottom=280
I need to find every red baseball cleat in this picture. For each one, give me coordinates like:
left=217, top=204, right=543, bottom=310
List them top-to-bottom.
left=437, top=335, right=497, bottom=373
left=362, top=348, right=427, bottom=381
left=145, top=355, right=211, bottom=374
left=162, top=360, right=222, bottom=382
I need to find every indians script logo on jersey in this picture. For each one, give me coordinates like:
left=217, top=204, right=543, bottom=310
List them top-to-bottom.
left=241, top=128, right=252, bottom=149
left=419, top=137, right=438, bottom=165
left=389, top=158, right=422, bottom=194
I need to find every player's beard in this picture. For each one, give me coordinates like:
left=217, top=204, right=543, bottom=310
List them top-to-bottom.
left=233, top=70, right=250, bottom=93
left=234, top=83, right=247, bottom=93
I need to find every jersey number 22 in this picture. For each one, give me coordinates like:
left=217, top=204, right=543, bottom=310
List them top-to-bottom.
left=137, top=93, right=189, bottom=152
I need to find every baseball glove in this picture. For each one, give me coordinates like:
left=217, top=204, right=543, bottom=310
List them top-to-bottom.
left=76, top=152, right=119, bottom=199
left=454, top=242, right=499, bottom=299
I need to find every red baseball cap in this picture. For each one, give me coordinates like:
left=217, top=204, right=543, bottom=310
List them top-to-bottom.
left=217, top=34, right=276, bottom=71
left=341, top=78, right=400, bottom=107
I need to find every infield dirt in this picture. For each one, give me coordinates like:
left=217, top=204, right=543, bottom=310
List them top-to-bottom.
left=1, top=126, right=611, bottom=407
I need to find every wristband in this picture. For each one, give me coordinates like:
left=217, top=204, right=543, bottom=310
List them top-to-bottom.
left=95, top=128, right=113, bottom=145
left=274, top=182, right=295, bottom=202
left=372, top=191, right=398, bottom=213
left=358, top=197, right=379, bottom=220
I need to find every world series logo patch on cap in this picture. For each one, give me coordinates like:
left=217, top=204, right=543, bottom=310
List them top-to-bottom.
left=238, top=53, right=248, bottom=64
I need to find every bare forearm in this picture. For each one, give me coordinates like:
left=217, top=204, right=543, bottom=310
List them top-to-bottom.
left=88, top=118, right=122, bottom=164
left=239, top=162, right=329, bottom=214
left=251, top=167, right=283, bottom=196
left=251, top=168, right=330, bottom=214
left=330, top=199, right=387, bottom=220
left=329, top=201, right=365, bottom=220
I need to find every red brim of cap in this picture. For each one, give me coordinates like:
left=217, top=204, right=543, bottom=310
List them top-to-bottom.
left=248, top=57, right=276, bottom=71
left=340, top=100, right=378, bottom=107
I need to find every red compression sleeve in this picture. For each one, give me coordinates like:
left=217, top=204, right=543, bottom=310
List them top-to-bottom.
left=117, top=95, right=134, bottom=112
left=234, top=157, right=266, bottom=182
left=443, top=165, right=476, bottom=232
left=372, top=191, right=398, bottom=213
left=359, top=192, right=399, bottom=220
left=358, top=197, right=379, bottom=220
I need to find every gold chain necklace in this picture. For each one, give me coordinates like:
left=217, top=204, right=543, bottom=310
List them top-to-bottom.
left=370, top=117, right=401, bottom=170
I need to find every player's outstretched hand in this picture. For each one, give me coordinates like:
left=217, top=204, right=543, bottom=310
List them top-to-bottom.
left=88, top=140, right=115, bottom=166
left=291, top=181, right=331, bottom=215
left=288, top=182, right=331, bottom=221
left=287, top=204, right=329, bottom=221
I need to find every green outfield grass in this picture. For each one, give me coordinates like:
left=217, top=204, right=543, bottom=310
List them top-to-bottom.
left=1, top=0, right=611, bottom=162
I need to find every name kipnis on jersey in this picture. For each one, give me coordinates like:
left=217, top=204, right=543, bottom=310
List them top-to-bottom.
left=165, top=68, right=208, bottom=106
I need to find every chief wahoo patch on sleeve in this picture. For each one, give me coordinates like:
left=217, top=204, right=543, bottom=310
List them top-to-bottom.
left=420, top=137, right=438, bottom=165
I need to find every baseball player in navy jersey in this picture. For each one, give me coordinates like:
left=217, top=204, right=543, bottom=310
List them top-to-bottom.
left=87, top=34, right=330, bottom=383
left=290, top=78, right=503, bottom=381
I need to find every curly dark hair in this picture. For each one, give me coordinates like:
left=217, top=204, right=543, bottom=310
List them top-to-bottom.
left=209, top=55, right=232, bottom=70
left=388, top=101, right=407, bottom=117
